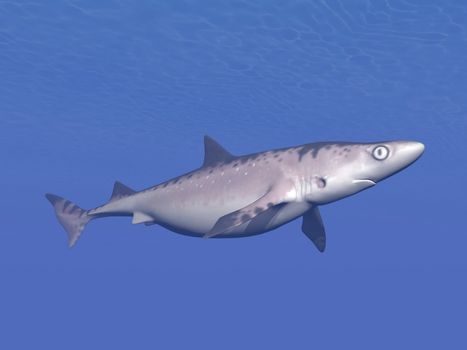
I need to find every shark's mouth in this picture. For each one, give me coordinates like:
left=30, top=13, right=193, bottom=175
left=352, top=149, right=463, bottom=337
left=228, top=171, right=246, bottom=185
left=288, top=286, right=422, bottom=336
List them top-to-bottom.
left=352, top=179, right=376, bottom=186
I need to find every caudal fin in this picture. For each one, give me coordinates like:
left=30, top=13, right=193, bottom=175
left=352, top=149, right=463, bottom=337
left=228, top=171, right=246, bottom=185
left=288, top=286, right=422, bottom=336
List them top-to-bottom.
left=45, top=193, right=91, bottom=247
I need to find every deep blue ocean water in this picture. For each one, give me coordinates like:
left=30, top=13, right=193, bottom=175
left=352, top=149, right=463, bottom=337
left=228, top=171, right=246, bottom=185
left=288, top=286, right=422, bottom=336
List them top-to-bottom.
left=1, top=1, right=466, bottom=349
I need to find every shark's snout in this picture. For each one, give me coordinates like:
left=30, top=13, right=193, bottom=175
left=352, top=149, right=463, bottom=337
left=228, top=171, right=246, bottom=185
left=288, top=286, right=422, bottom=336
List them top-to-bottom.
left=369, top=140, right=425, bottom=184
left=397, top=141, right=425, bottom=167
left=408, top=141, right=425, bottom=159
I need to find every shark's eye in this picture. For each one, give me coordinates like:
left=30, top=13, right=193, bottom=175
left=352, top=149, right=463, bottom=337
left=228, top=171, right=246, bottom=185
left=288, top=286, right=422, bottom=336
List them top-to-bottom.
left=372, top=145, right=389, bottom=160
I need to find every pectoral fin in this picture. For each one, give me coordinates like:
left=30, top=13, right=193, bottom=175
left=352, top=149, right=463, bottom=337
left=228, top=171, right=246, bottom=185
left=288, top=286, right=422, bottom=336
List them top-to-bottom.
left=205, top=188, right=282, bottom=238
left=301, top=207, right=326, bottom=252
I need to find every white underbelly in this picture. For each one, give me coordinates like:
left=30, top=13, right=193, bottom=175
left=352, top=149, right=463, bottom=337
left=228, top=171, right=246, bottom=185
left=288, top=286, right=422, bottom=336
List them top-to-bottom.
left=149, top=192, right=263, bottom=234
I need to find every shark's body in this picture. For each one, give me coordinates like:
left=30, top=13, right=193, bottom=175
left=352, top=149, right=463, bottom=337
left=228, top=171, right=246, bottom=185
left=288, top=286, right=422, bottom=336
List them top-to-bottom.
left=46, top=136, right=425, bottom=251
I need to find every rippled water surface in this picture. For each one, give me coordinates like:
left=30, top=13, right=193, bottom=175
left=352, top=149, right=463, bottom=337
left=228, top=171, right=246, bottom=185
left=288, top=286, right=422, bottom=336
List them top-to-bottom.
left=1, top=1, right=466, bottom=349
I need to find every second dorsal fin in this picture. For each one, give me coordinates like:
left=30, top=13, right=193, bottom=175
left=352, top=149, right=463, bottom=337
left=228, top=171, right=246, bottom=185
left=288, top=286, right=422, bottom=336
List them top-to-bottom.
left=203, top=135, right=234, bottom=167
left=109, top=181, right=136, bottom=202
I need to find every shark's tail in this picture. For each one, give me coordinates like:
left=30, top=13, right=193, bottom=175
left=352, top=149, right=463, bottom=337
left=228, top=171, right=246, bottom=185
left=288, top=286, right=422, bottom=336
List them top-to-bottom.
left=45, top=193, right=91, bottom=247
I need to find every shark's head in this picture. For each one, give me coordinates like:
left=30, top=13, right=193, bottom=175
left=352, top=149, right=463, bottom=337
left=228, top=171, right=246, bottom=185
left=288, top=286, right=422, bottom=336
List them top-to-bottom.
left=307, top=141, right=425, bottom=204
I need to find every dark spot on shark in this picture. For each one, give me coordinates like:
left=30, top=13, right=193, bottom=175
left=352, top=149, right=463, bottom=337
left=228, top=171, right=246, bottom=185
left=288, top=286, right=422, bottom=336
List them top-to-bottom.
left=298, top=142, right=357, bottom=161
left=298, top=144, right=321, bottom=160
left=273, top=154, right=279, bottom=158
left=240, top=157, right=248, bottom=164
left=278, top=158, right=283, bottom=162
left=233, top=163, right=239, bottom=167
left=209, top=170, right=213, bottom=174
left=187, top=174, right=193, bottom=179
left=317, top=177, right=326, bottom=188
left=163, top=183, right=168, bottom=188
left=63, top=201, right=71, bottom=211
left=267, top=202, right=274, bottom=208
left=254, top=207, right=262, bottom=214
left=241, top=214, right=251, bottom=221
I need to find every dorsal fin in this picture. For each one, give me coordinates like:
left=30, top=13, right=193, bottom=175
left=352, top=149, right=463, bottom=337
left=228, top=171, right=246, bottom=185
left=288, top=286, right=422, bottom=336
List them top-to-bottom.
left=203, top=135, right=234, bottom=167
left=110, top=181, right=136, bottom=202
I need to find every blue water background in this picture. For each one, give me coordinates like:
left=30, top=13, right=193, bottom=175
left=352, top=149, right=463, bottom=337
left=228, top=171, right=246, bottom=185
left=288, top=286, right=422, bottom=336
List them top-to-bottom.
left=1, top=1, right=466, bottom=349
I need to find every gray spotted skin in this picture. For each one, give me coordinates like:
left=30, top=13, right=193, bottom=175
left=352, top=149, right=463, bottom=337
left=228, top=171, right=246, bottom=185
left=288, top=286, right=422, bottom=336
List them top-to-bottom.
left=46, top=136, right=425, bottom=250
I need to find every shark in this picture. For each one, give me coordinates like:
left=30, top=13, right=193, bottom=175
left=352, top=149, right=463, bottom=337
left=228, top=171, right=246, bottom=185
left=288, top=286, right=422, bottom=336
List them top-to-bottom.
left=46, top=136, right=425, bottom=251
